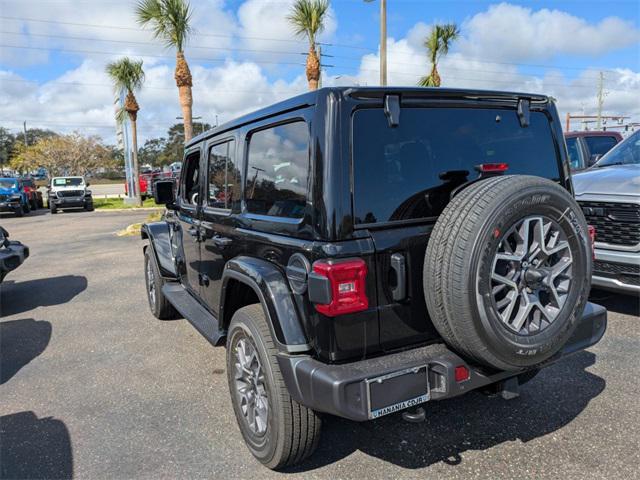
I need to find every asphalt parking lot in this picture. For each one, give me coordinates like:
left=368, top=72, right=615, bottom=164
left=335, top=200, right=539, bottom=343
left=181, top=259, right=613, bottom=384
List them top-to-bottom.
left=1, top=210, right=639, bottom=480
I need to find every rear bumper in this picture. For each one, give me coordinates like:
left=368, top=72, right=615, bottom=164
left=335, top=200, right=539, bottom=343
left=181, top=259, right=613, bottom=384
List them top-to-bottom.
left=278, top=302, right=607, bottom=422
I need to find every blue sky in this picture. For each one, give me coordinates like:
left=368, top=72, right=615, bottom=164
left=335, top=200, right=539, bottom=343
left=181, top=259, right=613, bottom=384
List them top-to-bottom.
left=1, top=0, right=638, bottom=141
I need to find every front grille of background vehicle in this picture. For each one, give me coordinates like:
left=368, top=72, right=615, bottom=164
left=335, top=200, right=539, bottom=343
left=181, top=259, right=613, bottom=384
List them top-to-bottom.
left=57, top=190, right=84, bottom=198
left=0, top=194, right=8, bottom=201
left=579, top=201, right=640, bottom=247
left=594, top=260, right=640, bottom=287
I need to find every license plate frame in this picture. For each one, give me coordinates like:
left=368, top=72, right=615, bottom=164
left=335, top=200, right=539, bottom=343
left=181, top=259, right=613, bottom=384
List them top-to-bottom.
left=366, top=365, right=430, bottom=419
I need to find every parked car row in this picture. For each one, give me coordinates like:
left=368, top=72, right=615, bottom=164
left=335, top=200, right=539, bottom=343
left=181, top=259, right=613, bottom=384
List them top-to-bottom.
left=0, top=175, right=94, bottom=217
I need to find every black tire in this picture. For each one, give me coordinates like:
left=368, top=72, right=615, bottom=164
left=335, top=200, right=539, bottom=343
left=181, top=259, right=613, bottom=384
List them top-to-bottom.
left=424, top=175, right=591, bottom=371
left=31, top=198, right=38, bottom=210
left=38, top=198, right=44, bottom=209
left=23, top=200, right=30, bottom=214
left=85, top=203, right=94, bottom=212
left=50, top=204, right=57, bottom=214
left=14, top=205, right=24, bottom=217
left=144, top=248, right=178, bottom=320
left=226, top=304, right=321, bottom=470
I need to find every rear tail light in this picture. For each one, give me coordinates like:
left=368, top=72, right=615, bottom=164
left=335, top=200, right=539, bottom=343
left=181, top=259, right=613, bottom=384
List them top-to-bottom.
left=476, top=163, right=509, bottom=173
left=588, top=225, right=596, bottom=260
left=311, top=258, right=368, bottom=317
left=454, top=365, right=470, bottom=383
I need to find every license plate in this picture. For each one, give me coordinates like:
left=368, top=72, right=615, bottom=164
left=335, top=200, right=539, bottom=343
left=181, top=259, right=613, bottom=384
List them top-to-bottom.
left=366, top=365, right=429, bottom=419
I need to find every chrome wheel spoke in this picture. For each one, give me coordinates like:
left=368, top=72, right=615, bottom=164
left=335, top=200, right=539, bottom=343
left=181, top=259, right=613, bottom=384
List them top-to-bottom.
left=491, top=215, right=573, bottom=335
left=232, top=335, right=269, bottom=436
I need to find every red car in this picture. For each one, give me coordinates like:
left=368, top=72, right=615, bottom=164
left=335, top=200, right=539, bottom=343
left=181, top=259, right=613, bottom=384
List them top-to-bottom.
left=564, top=131, right=623, bottom=171
left=125, top=171, right=174, bottom=199
left=21, top=177, right=44, bottom=210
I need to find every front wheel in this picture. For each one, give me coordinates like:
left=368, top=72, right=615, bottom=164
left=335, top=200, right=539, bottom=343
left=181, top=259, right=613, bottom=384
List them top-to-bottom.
left=14, top=205, right=24, bottom=217
left=226, top=304, right=321, bottom=470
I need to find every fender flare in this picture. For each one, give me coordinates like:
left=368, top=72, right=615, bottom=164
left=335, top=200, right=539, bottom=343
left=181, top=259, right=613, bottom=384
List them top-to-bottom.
left=141, top=222, right=178, bottom=279
left=221, top=256, right=311, bottom=353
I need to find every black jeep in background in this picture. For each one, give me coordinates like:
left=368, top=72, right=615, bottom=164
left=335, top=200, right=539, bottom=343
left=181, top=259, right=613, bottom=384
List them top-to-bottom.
left=142, top=87, right=606, bottom=469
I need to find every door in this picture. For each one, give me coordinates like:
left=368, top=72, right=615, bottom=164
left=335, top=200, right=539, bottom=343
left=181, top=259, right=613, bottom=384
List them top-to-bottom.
left=351, top=106, right=567, bottom=351
left=200, top=138, right=243, bottom=315
left=176, top=150, right=203, bottom=294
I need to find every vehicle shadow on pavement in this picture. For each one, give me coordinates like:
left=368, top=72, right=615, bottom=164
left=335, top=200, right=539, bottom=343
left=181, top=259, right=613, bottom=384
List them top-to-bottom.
left=0, top=275, right=87, bottom=317
left=589, top=289, right=639, bottom=317
left=0, top=318, right=51, bottom=384
left=289, top=351, right=604, bottom=472
left=0, top=411, right=73, bottom=479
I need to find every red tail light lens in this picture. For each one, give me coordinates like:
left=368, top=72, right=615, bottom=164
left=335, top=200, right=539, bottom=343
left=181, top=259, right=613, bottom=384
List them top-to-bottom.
left=476, top=163, right=509, bottom=173
left=588, top=225, right=596, bottom=260
left=312, top=258, right=369, bottom=317
left=454, top=365, right=470, bottom=383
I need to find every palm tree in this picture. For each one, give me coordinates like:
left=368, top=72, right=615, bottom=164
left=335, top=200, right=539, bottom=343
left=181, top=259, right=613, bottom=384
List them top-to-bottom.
left=137, top=0, right=195, bottom=142
left=288, top=0, right=330, bottom=91
left=419, top=23, right=459, bottom=87
left=106, top=57, right=145, bottom=207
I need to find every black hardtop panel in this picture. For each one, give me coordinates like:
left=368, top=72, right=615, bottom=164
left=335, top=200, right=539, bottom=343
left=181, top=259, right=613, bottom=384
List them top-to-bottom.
left=186, top=87, right=550, bottom=148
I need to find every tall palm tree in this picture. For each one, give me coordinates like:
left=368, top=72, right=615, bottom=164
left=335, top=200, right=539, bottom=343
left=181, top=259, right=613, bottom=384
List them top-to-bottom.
left=137, top=0, right=195, bottom=142
left=288, top=0, right=330, bottom=91
left=419, top=23, right=459, bottom=87
left=106, top=57, right=145, bottom=207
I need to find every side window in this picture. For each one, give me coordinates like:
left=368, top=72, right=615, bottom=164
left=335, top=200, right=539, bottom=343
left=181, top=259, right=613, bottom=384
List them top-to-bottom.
left=246, top=121, right=309, bottom=219
left=584, top=136, right=618, bottom=157
left=565, top=137, right=583, bottom=170
left=207, top=140, right=239, bottom=210
left=181, top=151, right=201, bottom=205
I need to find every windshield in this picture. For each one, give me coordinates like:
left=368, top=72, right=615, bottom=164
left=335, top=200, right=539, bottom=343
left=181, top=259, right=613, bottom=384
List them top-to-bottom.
left=352, top=107, right=560, bottom=225
left=595, top=131, right=640, bottom=167
left=53, top=177, right=84, bottom=187
left=0, top=179, right=17, bottom=189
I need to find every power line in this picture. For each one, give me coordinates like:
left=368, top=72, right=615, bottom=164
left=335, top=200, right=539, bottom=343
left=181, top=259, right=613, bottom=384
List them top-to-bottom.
left=0, top=15, right=621, bottom=74
left=0, top=44, right=306, bottom=67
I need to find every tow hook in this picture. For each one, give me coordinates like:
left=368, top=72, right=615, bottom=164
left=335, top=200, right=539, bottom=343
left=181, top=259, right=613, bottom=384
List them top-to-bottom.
left=402, top=407, right=426, bottom=423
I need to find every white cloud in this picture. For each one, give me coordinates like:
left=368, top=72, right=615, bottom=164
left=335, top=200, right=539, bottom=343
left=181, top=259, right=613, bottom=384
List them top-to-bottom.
left=237, top=0, right=337, bottom=60
left=459, top=3, right=640, bottom=61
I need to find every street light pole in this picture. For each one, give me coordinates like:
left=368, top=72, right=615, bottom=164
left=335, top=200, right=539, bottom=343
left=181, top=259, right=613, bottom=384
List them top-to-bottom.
left=365, top=0, right=387, bottom=86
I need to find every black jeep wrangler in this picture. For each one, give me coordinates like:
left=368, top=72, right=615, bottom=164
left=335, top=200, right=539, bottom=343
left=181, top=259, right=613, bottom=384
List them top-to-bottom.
left=142, top=87, right=606, bottom=469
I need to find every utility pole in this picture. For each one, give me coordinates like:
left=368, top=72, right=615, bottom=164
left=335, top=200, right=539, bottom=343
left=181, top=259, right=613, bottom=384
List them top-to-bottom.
left=365, top=0, right=387, bottom=86
left=380, top=0, right=387, bottom=86
left=596, top=71, right=606, bottom=130
left=23, top=121, right=28, bottom=146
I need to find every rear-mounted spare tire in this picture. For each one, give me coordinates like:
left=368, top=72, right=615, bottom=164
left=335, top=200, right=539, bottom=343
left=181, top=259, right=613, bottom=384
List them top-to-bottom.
left=424, top=175, right=592, bottom=371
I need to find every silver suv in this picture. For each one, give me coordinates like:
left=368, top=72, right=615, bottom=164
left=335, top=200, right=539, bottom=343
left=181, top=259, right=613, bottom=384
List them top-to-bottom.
left=573, top=130, right=640, bottom=294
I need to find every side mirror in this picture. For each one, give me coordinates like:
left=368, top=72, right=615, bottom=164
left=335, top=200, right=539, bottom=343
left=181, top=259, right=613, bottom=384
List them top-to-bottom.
left=589, top=154, right=602, bottom=166
left=154, top=179, right=176, bottom=207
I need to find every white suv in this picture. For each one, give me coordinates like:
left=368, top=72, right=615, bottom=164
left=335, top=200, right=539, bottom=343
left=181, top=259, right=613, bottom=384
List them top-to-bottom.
left=48, top=176, right=94, bottom=214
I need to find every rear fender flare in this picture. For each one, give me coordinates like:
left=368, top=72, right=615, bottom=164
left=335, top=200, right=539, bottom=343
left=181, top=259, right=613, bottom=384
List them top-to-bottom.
left=221, top=256, right=311, bottom=353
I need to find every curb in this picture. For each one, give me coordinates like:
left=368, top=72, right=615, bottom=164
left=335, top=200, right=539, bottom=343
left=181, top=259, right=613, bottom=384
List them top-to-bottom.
left=94, top=207, right=165, bottom=212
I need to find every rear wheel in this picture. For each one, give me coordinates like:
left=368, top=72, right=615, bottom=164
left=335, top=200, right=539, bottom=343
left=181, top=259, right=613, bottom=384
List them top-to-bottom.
left=424, top=175, right=591, bottom=371
left=31, top=197, right=38, bottom=210
left=23, top=200, right=30, bottom=214
left=14, top=205, right=24, bottom=217
left=144, top=248, right=178, bottom=320
left=227, top=304, right=321, bottom=470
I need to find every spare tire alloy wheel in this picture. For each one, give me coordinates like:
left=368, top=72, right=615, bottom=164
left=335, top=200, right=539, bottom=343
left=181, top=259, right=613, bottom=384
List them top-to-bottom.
left=424, top=175, right=591, bottom=371
left=491, top=215, right=573, bottom=336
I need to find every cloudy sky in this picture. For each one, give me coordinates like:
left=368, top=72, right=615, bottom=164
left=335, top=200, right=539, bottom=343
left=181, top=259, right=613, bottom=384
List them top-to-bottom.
left=1, top=0, right=639, bottom=144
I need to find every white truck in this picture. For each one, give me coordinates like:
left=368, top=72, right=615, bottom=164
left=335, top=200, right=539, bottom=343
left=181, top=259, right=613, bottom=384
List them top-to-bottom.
left=48, top=176, right=94, bottom=214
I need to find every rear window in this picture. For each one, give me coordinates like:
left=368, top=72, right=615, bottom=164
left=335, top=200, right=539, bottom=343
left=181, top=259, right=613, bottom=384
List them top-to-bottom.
left=352, top=107, right=560, bottom=225
left=584, top=136, right=618, bottom=156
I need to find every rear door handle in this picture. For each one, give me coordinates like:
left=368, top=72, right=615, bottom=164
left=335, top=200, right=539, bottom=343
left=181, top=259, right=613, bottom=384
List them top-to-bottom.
left=212, top=235, right=233, bottom=247
left=390, top=253, right=406, bottom=301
